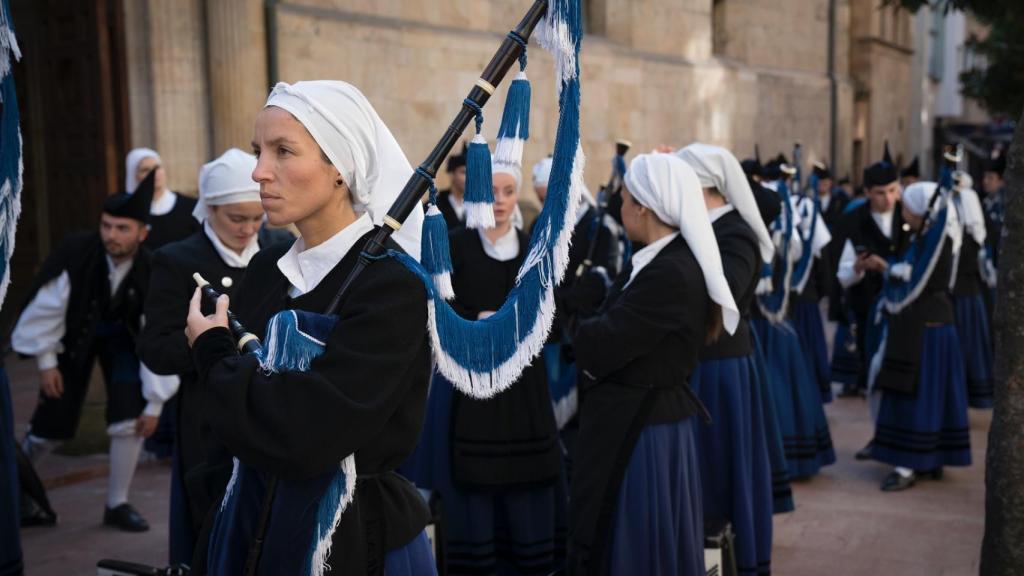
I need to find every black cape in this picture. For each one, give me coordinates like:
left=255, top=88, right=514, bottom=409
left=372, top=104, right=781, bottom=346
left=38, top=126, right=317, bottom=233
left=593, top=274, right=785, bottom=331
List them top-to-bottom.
left=190, top=229, right=431, bottom=574
left=567, top=235, right=710, bottom=575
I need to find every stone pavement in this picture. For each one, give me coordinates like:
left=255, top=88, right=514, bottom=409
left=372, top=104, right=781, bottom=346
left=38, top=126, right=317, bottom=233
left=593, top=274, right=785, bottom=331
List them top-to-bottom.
left=9, top=353, right=988, bottom=575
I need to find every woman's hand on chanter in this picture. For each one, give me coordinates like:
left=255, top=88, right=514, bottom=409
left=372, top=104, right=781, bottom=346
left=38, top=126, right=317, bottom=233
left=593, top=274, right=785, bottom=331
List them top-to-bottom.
left=185, top=287, right=230, bottom=347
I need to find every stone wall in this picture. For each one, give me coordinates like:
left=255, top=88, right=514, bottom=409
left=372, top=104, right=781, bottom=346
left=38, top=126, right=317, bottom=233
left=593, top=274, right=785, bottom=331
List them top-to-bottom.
left=127, top=0, right=868, bottom=196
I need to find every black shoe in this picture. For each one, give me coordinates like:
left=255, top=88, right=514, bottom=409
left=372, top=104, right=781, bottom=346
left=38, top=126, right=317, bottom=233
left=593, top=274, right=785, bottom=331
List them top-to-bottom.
left=855, top=442, right=874, bottom=461
left=920, top=467, right=944, bottom=480
left=881, top=471, right=916, bottom=492
left=20, top=493, right=57, bottom=527
left=103, top=503, right=150, bottom=532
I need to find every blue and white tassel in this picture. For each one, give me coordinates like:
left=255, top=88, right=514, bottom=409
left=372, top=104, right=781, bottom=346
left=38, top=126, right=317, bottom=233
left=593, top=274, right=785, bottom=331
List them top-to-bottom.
left=389, top=0, right=586, bottom=399
left=493, top=38, right=531, bottom=166
left=464, top=99, right=495, bottom=230
left=420, top=171, right=455, bottom=300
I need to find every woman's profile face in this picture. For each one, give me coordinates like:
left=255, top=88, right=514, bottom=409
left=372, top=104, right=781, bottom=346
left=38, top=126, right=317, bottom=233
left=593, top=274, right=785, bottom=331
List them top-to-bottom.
left=251, top=106, right=342, bottom=227
left=620, top=184, right=644, bottom=242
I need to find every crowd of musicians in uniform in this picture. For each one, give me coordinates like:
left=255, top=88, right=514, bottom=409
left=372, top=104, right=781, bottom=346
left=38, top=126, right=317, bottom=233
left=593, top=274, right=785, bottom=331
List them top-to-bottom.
left=4, top=77, right=1007, bottom=576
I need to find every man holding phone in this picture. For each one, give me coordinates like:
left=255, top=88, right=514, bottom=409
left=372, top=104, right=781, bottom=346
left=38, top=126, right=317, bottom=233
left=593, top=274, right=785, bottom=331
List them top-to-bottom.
left=835, top=150, right=908, bottom=409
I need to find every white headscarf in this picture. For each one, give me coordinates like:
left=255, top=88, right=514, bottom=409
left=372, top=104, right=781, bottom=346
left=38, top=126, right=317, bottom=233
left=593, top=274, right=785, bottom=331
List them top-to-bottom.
left=264, top=81, right=423, bottom=260
left=676, top=143, right=775, bottom=264
left=125, top=147, right=162, bottom=193
left=194, top=148, right=262, bottom=221
left=624, top=153, right=740, bottom=334
left=532, top=156, right=553, bottom=188
left=491, top=160, right=526, bottom=230
left=953, top=171, right=987, bottom=246
left=902, top=181, right=962, bottom=250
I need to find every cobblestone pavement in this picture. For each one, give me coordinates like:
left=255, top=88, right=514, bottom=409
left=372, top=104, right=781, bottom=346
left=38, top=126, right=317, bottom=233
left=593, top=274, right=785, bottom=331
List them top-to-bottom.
left=10, top=351, right=987, bottom=576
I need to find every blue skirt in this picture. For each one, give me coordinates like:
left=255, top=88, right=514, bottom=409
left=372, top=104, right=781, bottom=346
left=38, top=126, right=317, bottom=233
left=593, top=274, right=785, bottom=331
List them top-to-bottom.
left=954, top=295, right=994, bottom=409
left=791, top=301, right=832, bottom=403
left=752, top=318, right=836, bottom=478
left=829, top=322, right=862, bottom=388
left=871, top=325, right=972, bottom=470
left=750, top=328, right=795, bottom=514
left=690, top=356, right=774, bottom=575
left=0, top=367, right=22, bottom=576
left=404, top=373, right=566, bottom=575
left=607, top=419, right=705, bottom=576
left=384, top=531, right=439, bottom=576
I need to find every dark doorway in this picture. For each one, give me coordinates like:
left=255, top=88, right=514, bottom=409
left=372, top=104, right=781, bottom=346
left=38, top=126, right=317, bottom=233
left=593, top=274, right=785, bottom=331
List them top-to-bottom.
left=5, top=0, right=129, bottom=332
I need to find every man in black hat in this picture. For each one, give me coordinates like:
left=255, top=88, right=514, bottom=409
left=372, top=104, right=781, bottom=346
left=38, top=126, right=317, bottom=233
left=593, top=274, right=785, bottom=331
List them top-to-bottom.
left=436, top=142, right=468, bottom=230
left=834, top=150, right=909, bottom=403
left=900, top=156, right=920, bottom=187
left=813, top=161, right=848, bottom=230
left=13, top=171, right=158, bottom=532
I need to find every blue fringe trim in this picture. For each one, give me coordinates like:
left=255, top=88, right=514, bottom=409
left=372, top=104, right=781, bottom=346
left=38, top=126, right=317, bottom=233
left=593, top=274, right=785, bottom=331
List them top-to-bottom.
left=421, top=204, right=455, bottom=300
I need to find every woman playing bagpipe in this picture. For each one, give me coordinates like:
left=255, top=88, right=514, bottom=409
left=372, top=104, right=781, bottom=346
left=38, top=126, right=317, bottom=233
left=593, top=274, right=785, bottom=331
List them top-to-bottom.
left=183, top=1, right=589, bottom=573
left=184, top=80, right=435, bottom=574
left=676, top=143, right=778, bottom=576
left=138, top=148, right=292, bottom=566
left=566, top=152, right=740, bottom=575
left=750, top=160, right=836, bottom=479
left=866, top=178, right=971, bottom=492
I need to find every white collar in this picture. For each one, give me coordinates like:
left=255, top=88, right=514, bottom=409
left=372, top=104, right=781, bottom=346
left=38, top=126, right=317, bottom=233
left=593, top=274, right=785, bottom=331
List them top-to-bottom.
left=151, top=190, right=177, bottom=216
left=450, top=193, right=465, bottom=220
left=819, top=193, right=831, bottom=212
left=707, top=203, right=735, bottom=223
left=871, top=209, right=894, bottom=239
left=277, top=213, right=374, bottom=297
left=204, top=221, right=260, bottom=269
left=478, top=226, right=519, bottom=262
left=625, top=232, right=679, bottom=289
left=105, top=254, right=134, bottom=295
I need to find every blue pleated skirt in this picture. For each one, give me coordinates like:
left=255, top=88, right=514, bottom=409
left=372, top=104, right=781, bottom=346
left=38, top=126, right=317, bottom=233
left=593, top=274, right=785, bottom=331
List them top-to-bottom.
left=954, top=294, right=994, bottom=409
left=791, top=301, right=832, bottom=403
left=751, top=318, right=836, bottom=478
left=829, top=322, right=862, bottom=388
left=871, top=325, right=972, bottom=470
left=750, top=328, right=795, bottom=514
left=690, top=356, right=774, bottom=575
left=0, top=367, right=22, bottom=576
left=404, top=373, right=566, bottom=575
left=607, top=419, right=705, bottom=576
left=385, top=531, right=439, bottom=576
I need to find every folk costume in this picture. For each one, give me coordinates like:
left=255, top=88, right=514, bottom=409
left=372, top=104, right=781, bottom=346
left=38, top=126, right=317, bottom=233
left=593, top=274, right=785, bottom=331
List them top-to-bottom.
left=193, top=81, right=434, bottom=575
left=677, top=143, right=777, bottom=576
left=125, top=148, right=201, bottom=250
left=567, top=153, right=739, bottom=576
left=13, top=173, right=157, bottom=532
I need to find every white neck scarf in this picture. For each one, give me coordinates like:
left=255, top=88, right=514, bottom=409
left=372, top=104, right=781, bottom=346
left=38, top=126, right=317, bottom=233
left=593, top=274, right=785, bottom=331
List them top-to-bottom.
left=265, top=81, right=423, bottom=261
left=624, top=153, right=740, bottom=335
left=204, top=221, right=260, bottom=269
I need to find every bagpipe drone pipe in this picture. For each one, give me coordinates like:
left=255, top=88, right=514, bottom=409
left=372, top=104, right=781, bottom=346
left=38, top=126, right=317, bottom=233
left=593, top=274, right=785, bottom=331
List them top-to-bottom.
left=195, top=1, right=587, bottom=574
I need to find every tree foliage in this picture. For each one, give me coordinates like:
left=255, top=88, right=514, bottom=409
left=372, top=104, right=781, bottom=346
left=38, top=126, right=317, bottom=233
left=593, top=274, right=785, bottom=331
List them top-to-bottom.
left=889, top=0, right=1024, bottom=118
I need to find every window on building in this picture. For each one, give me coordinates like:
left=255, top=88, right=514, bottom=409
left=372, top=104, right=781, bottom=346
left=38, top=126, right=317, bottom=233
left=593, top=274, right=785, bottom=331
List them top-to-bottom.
left=583, top=0, right=606, bottom=37
left=713, top=0, right=727, bottom=55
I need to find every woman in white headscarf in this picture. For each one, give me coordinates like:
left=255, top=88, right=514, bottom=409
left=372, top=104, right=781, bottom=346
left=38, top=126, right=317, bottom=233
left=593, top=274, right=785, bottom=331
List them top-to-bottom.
left=184, top=81, right=433, bottom=574
left=676, top=142, right=779, bottom=575
left=124, top=148, right=201, bottom=249
left=138, top=148, right=292, bottom=566
left=567, top=153, right=737, bottom=575
left=404, top=157, right=565, bottom=575
left=949, top=171, right=995, bottom=409
left=867, top=181, right=971, bottom=492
